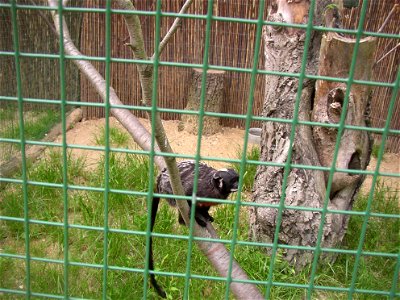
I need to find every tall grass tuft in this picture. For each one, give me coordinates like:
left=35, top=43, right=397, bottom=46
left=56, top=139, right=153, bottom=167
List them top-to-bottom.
left=93, top=125, right=130, bottom=148
left=230, top=146, right=260, bottom=192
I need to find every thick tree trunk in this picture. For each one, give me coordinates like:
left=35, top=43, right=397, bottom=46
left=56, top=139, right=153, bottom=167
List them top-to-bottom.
left=250, top=0, right=375, bottom=268
left=180, top=68, right=225, bottom=135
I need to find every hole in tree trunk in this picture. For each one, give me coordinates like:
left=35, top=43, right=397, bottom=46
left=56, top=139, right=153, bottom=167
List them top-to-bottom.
left=327, top=87, right=345, bottom=123
left=348, top=151, right=361, bottom=175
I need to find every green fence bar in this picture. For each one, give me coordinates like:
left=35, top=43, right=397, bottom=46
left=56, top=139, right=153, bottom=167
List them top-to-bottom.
left=9, top=0, right=31, bottom=298
left=142, top=0, right=162, bottom=297
left=181, top=0, right=215, bottom=297
left=264, top=0, right=318, bottom=298
left=55, top=1, right=70, bottom=298
left=224, top=1, right=266, bottom=299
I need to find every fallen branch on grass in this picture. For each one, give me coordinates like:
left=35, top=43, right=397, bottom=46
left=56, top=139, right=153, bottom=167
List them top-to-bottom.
left=0, top=108, right=82, bottom=190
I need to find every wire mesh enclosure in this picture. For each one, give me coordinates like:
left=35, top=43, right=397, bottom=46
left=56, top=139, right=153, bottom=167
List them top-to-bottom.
left=0, top=0, right=399, bottom=299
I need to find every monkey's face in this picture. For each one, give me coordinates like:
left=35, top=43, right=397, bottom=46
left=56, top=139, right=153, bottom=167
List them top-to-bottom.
left=212, top=169, right=239, bottom=195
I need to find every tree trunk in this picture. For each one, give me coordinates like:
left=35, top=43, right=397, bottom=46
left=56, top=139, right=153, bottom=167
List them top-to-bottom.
left=250, top=0, right=376, bottom=268
left=180, top=68, right=225, bottom=135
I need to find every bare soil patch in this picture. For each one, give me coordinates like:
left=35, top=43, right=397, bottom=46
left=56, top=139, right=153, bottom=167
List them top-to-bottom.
left=56, top=117, right=399, bottom=196
left=56, top=117, right=245, bottom=170
left=362, top=153, right=399, bottom=196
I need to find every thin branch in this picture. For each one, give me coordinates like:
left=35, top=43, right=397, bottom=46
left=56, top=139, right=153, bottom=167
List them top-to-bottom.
left=28, top=0, right=58, bottom=36
left=47, top=0, right=165, bottom=170
left=116, top=0, right=263, bottom=298
left=116, top=0, right=189, bottom=210
left=151, top=0, right=193, bottom=60
left=377, top=4, right=399, bottom=34
left=374, top=42, right=400, bottom=67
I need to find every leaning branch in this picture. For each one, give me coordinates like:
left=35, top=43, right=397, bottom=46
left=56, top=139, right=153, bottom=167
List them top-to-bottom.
left=47, top=0, right=165, bottom=169
left=117, top=2, right=262, bottom=298
left=376, top=4, right=399, bottom=34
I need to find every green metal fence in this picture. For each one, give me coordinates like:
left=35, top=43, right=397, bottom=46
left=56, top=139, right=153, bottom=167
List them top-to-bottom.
left=0, top=0, right=399, bottom=299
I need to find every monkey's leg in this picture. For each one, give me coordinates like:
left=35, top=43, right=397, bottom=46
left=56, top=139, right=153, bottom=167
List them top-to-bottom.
left=176, top=199, right=191, bottom=225
left=177, top=202, right=210, bottom=227
left=194, top=206, right=213, bottom=227
left=178, top=212, right=185, bottom=225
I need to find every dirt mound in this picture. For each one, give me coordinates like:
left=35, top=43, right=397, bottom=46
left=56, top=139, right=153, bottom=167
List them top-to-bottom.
left=56, top=117, right=245, bottom=170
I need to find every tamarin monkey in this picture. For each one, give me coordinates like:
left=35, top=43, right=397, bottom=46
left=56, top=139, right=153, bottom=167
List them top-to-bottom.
left=149, top=160, right=239, bottom=298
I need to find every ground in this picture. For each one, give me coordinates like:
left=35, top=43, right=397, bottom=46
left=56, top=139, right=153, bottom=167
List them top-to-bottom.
left=55, top=117, right=246, bottom=170
left=56, top=117, right=399, bottom=196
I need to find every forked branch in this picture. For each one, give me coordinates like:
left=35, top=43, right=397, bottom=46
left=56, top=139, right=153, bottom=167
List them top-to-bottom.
left=48, top=0, right=262, bottom=298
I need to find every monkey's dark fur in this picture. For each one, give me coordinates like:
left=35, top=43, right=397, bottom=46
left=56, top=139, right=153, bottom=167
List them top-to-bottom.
left=149, top=160, right=239, bottom=298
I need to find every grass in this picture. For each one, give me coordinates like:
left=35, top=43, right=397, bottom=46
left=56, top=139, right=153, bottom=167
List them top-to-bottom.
left=0, top=107, right=61, bottom=141
left=93, top=125, right=130, bottom=148
left=371, top=143, right=383, bottom=158
left=0, top=146, right=398, bottom=299
left=230, top=146, right=260, bottom=192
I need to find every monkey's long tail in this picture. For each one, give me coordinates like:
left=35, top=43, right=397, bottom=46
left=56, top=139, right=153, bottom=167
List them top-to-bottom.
left=149, top=196, right=167, bottom=298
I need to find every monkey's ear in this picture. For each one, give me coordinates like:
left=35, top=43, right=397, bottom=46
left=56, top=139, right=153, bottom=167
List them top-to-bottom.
left=213, top=172, right=225, bottom=189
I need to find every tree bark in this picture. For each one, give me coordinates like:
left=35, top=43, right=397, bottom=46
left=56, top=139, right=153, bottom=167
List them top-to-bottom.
left=250, top=0, right=375, bottom=268
left=311, top=33, right=376, bottom=258
left=180, top=68, right=225, bottom=135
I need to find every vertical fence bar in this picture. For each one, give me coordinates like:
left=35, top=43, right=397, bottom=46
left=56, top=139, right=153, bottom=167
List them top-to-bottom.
left=101, top=0, right=113, bottom=298
left=142, top=0, right=162, bottom=298
left=182, top=0, right=216, bottom=298
left=264, top=0, right=317, bottom=298
left=9, top=1, right=31, bottom=298
left=56, top=1, right=69, bottom=298
left=223, top=1, right=265, bottom=299
left=306, top=1, right=370, bottom=298
left=389, top=251, right=400, bottom=300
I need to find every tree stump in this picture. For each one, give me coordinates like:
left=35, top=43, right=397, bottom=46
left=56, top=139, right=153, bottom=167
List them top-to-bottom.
left=180, top=68, right=225, bottom=135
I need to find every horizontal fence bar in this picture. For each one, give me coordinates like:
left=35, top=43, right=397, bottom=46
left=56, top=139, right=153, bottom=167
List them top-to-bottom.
left=0, top=105, right=398, bottom=138
left=1, top=141, right=398, bottom=178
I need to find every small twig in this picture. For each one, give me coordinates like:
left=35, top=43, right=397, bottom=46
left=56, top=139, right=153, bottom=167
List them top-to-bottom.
left=28, top=0, right=58, bottom=36
left=151, top=0, right=193, bottom=60
left=376, top=4, right=399, bottom=34
left=374, top=42, right=400, bottom=67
